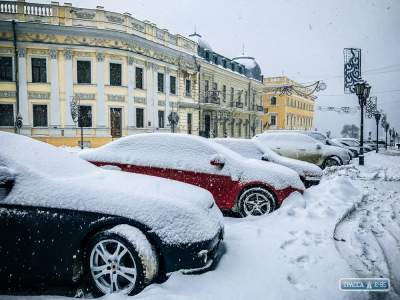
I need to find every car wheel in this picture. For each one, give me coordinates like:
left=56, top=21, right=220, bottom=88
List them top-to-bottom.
left=322, top=157, right=340, bottom=169
left=238, top=187, right=276, bottom=217
left=87, top=225, right=159, bottom=297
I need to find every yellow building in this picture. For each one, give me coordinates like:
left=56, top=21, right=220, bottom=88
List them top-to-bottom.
left=0, top=0, right=199, bottom=147
left=262, top=76, right=315, bottom=131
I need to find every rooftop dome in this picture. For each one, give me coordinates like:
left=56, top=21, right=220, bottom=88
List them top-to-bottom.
left=189, top=32, right=212, bottom=51
left=232, top=56, right=262, bottom=80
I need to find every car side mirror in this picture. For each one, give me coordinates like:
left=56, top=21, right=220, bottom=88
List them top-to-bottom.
left=316, top=144, right=322, bottom=150
left=210, top=155, right=225, bottom=168
left=0, top=166, right=15, bottom=201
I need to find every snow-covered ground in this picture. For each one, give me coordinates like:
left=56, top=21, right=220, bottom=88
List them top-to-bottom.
left=3, top=150, right=400, bottom=300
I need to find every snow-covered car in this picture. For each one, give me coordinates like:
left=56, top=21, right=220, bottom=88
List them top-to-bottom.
left=267, top=130, right=357, bottom=158
left=0, top=132, right=224, bottom=296
left=254, top=132, right=351, bottom=169
left=79, top=133, right=305, bottom=217
left=332, top=137, right=373, bottom=152
left=213, top=138, right=322, bottom=187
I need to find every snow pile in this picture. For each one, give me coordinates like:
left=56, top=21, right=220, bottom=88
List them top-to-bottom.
left=0, top=132, right=223, bottom=245
left=80, top=133, right=304, bottom=191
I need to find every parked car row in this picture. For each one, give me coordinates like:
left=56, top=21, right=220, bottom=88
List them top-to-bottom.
left=0, top=129, right=349, bottom=297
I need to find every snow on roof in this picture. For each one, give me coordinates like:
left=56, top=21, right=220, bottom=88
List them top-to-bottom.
left=0, top=132, right=223, bottom=245
left=80, top=133, right=304, bottom=191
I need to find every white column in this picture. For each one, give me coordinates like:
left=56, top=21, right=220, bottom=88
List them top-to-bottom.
left=17, top=48, right=30, bottom=135
left=49, top=48, right=60, bottom=136
left=64, top=48, right=74, bottom=136
left=96, top=52, right=108, bottom=136
left=127, top=57, right=136, bottom=133
left=145, top=62, right=153, bottom=129
left=153, top=68, right=158, bottom=129
left=165, top=68, right=171, bottom=129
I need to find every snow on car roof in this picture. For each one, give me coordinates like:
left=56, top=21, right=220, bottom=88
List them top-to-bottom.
left=0, top=132, right=223, bottom=245
left=81, top=133, right=305, bottom=191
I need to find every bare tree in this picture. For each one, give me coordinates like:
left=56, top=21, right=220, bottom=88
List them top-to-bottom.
left=341, top=124, right=359, bottom=139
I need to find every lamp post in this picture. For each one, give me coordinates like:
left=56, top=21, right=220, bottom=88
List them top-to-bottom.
left=354, top=81, right=371, bottom=165
left=374, top=110, right=381, bottom=153
left=384, top=123, right=389, bottom=150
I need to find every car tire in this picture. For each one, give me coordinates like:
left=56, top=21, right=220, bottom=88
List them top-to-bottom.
left=322, top=156, right=341, bottom=169
left=237, top=187, right=276, bottom=217
left=86, top=224, right=159, bottom=297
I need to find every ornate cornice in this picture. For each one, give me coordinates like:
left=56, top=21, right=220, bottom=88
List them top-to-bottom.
left=18, top=48, right=26, bottom=58
left=50, top=48, right=58, bottom=59
left=64, top=48, right=72, bottom=60
left=96, top=52, right=105, bottom=62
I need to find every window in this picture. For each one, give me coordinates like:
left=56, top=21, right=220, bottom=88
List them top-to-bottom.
left=205, top=51, right=210, bottom=61
left=214, top=55, right=218, bottom=65
left=0, top=57, right=12, bottom=81
left=31, top=58, right=46, bottom=83
left=77, top=60, right=91, bottom=84
left=222, top=60, right=227, bottom=68
left=109, top=63, right=122, bottom=86
left=231, top=64, right=235, bottom=72
left=135, top=67, right=143, bottom=89
left=157, top=73, right=164, bottom=93
left=170, top=76, right=176, bottom=94
left=185, top=79, right=191, bottom=97
left=212, top=82, right=218, bottom=91
left=222, top=85, right=226, bottom=102
left=230, top=87, right=234, bottom=103
left=244, top=91, right=248, bottom=106
left=271, top=96, right=277, bottom=106
left=0, top=104, right=14, bottom=126
left=33, top=104, right=48, bottom=127
left=78, top=106, right=92, bottom=127
left=136, top=108, right=144, bottom=128
left=158, top=110, right=164, bottom=128
left=187, top=113, right=192, bottom=134
left=270, top=115, right=276, bottom=126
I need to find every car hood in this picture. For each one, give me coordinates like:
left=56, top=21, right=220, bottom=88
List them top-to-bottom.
left=268, top=155, right=322, bottom=178
left=232, top=158, right=305, bottom=191
left=5, top=165, right=223, bottom=246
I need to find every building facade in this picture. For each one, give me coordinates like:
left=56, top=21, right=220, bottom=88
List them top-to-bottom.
left=0, top=1, right=199, bottom=147
left=191, top=33, right=265, bottom=138
left=262, top=76, right=315, bottom=131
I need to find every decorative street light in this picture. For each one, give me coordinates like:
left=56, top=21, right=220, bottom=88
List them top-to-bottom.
left=354, top=81, right=371, bottom=165
left=70, top=95, right=86, bottom=149
left=373, top=110, right=382, bottom=153
left=384, top=122, right=390, bottom=150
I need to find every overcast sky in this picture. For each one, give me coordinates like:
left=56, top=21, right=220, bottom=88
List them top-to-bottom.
left=37, top=0, right=400, bottom=137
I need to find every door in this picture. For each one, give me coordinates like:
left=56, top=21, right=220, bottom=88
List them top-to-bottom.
left=110, top=108, right=122, bottom=138
left=204, top=114, right=211, bottom=138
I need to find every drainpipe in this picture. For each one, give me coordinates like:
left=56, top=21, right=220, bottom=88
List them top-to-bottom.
left=12, top=20, right=20, bottom=134
left=248, top=81, right=251, bottom=137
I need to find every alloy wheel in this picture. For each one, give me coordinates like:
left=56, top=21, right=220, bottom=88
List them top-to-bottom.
left=241, top=188, right=274, bottom=216
left=90, top=239, right=137, bottom=295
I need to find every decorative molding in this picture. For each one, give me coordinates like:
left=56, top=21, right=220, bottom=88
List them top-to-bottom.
left=72, top=9, right=95, bottom=20
left=105, top=14, right=124, bottom=24
left=131, top=20, right=145, bottom=32
left=0, top=48, right=13, bottom=54
left=18, top=48, right=26, bottom=58
left=49, top=48, right=58, bottom=59
left=64, top=48, right=72, bottom=60
left=31, top=49, right=49, bottom=55
left=74, top=51, right=92, bottom=58
left=96, top=52, right=105, bottom=62
left=108, top=54, right=123, bottom=61
left=128, top=57, right=134, bottom=65
left=0, top=91, right=16, bottom=98
left=28, top=92, right=50, bottom=100
left=74, top=93, right=96, bottom=100
left=107, top=94, right=125, bottom=102
left=134, top=96, right=146, bottom=104
left=158, top=100, right=166, bottom=106
left=178, top=102, right=199, bottom=109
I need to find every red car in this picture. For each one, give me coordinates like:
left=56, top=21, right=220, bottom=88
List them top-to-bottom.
left=79, top=133, right=304, bottom=217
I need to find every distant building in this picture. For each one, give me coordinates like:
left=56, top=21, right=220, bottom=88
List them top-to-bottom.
left=190, top=32, right=264, bottom=138
left=262, top=76, right=315, bottom=131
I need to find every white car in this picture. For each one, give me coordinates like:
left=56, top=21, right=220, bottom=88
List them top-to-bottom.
left=0, top=132, right=224, bottom=296
left=254, top=132, right=351, bottom=169
left=213, top=138, right=322, bottom=187
left=333, top=138, right=373, bottom=152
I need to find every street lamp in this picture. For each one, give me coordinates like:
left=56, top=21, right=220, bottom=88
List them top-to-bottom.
left=354, top=81, right=371, bottom=165
left=373, top=110, right=381, bottom=153
left=384, top=123, right=390, bottom=150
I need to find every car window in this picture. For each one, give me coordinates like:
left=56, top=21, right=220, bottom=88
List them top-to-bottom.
left=215, top=140, right=263, bottom=160
left=0, top=166, right=15, bottom=202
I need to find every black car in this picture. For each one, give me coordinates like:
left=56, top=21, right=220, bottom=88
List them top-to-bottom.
left=0, top=132, right=224, bottom=296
